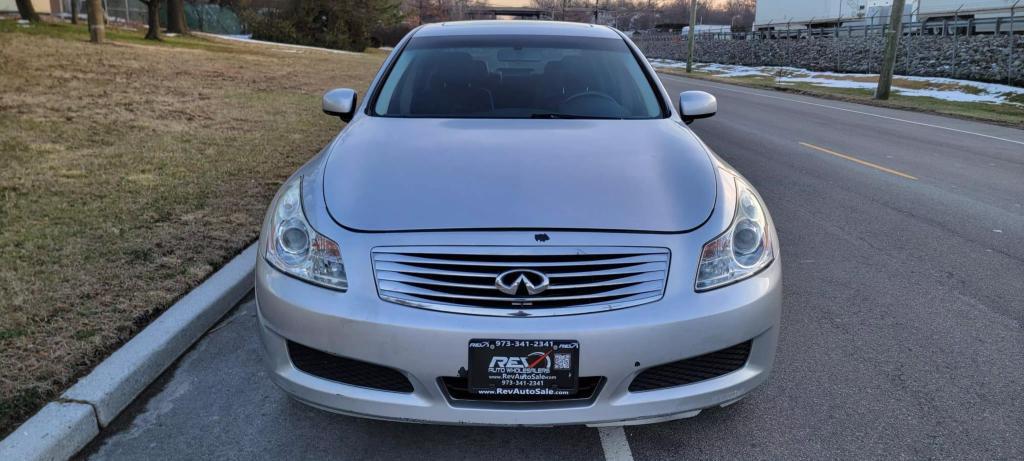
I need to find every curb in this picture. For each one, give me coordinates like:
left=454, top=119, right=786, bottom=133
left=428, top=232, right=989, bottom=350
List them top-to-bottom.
left=0, top=243, right=258, bottom=461
left=0, top=403, right=98, bottom=461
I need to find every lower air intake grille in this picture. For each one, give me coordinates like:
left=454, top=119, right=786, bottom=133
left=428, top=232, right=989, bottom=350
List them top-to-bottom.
left=287, top=341, right=414, bottom=393
left=629, top=341, right=752, bottom=392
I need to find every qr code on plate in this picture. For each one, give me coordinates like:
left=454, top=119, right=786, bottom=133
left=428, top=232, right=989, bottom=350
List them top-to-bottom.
left=553, top=352, right=572, bottom=370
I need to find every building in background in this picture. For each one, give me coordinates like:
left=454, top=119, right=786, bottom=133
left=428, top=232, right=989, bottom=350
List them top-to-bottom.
left=0, top=0, right=52, bottom=14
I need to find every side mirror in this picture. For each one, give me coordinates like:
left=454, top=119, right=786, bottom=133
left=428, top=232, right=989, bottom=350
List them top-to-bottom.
left=323, top=88, right=357, bottom=122
left=679, top=91, right=717, bottom=124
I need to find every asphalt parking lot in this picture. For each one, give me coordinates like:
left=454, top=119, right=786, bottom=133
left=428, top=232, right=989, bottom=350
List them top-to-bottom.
left=80, top=75, right=1024, bottom=460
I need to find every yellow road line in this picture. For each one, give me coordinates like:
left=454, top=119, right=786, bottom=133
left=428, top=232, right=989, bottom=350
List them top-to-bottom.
left=799, top=142, right=918, bottom=181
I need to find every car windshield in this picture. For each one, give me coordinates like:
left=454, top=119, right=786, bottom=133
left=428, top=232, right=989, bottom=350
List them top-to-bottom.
left=371, top=34, right=664, bottom=119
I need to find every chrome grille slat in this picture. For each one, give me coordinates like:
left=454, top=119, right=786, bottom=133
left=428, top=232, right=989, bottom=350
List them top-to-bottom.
left=372, top=246, right=670, bottom=316
left=373, top=253, right=666, bottom=267
left=376, top=261, right=668, bottom=278
left=374, top=262, right=499, bottom=278
left=549, top=262, right=668, bottom=278
left=376, top=271, right=497, bottom=290
left=548, top=272, right=666, bottom=289
left=378, top=280, right=665, bottom=302
left=385, top=290, right=666, bottom=310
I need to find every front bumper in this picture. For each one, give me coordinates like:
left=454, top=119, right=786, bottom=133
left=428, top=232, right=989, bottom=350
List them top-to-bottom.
left=255, top=254, right=781, bottom=427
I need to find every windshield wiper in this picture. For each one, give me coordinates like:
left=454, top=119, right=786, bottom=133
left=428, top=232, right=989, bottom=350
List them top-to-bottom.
left=528, top=113, right=621, bottom=120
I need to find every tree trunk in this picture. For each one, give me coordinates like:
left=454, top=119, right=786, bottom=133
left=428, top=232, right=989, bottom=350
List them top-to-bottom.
left=15, top=0, right=41, bottom=22
left=71, top=0, right=79, bottom=24
left=87, top=0, right=104, bottom=42
left=143, top=0, right=162, bottom=40
left=166, top=0, right=189, bottom=34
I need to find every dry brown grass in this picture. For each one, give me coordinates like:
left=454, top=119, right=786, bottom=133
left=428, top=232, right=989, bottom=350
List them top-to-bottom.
left=0, top=20, right=385, bottom=435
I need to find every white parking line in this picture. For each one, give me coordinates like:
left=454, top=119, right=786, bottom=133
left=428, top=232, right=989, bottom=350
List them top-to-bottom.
left=659, top=74, right=1024, bottom=147
left=598, top=426, right=636, bottom=461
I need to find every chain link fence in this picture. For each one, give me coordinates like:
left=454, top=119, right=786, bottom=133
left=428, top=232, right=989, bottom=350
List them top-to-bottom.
left=55, top=0, right=243, bottom=34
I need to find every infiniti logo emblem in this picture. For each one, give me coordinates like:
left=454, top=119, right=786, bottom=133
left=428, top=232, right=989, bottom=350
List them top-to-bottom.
left=495, top=269, right=550, bottom=296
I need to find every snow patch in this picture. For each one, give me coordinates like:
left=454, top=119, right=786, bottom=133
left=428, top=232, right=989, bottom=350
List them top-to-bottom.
left=649, top=59, right=1024, bottom=106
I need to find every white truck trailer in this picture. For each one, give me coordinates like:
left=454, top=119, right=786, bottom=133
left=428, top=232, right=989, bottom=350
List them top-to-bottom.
left=754, top=0, right=907, bottom=29
left=919, top=0, right=1020, bottom=18
left=917, top=1, right=1022, bottom=33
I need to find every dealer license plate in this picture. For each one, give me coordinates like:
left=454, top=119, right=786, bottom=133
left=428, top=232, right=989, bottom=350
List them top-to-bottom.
left=468, top=339, right=579, bottom=396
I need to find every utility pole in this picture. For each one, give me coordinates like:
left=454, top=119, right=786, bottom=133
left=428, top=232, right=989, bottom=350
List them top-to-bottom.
left=87, top=0, right=105, bottom=43
left=686, top=0, right=698, bottom=73
left=835, top=0, right=843, bottom=71
left=875, top=0, right=907, bottom=100
left=1009, top=1, right=1020, bottom=84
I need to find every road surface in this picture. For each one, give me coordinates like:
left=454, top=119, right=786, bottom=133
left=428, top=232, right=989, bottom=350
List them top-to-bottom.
left=78, top=75, right=1024, bottom=460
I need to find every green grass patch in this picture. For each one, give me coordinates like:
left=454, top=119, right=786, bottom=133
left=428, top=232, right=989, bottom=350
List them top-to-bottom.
left=1006, top=93, right=1024, bottom=105
left=0, top=329, right=27, bottom=340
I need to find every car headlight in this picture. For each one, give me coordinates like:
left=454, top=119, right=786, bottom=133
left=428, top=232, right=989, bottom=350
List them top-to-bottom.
left=265, top=176, right=347, bottom=291
left=695, top=180, right=775, bottom=291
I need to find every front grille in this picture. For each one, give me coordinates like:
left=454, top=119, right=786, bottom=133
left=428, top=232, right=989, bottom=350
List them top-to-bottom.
left=372, top=246, right=669, bottom=315
left=287, top=341, right=414, bottom=393
left=628, top=341, right=753, bottom=392
left=440, top=376, right=604, bottom=403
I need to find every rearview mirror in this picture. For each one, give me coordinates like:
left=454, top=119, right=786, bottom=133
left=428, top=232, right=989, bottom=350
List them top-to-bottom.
left=323, top=88, right=357, bottom=122
left=679, top=91, right=717, bottom=124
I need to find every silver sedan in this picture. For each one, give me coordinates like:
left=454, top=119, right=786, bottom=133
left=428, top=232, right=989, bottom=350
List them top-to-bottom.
left=256, top=20, right=781, bottom=426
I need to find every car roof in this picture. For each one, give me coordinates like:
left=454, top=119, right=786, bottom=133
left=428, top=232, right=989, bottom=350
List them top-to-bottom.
left=414, top=20, right=622, bottom=39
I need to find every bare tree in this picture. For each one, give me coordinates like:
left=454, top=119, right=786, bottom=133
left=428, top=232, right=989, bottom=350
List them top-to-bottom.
left=15, top=0, right=41, bottom=22
left=71, top=0, right=79, bottom=25
left=87, top=0, right=105, bottom=43
left=140, top=0, right=163, bottom=40
left=167, top=0, right=190, bottom=34
left=405, top=0, right=481, bottom=24
left=529, top=0, right=754, bottom=31
left=532, top=0, right=560, bottom=11
left=661, top=0, right=749, bottom=27
left=724, top=0, right=755, bottom=30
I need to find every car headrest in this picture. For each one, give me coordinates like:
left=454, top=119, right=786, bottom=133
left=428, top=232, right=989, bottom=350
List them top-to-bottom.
left=428, top=52, right=488, bottom=88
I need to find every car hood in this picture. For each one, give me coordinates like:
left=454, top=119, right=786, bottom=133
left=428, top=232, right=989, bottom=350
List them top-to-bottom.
left=322, top=117, right=717, bottom=233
